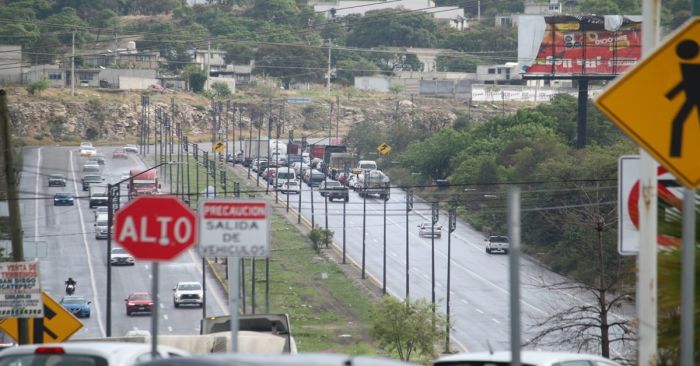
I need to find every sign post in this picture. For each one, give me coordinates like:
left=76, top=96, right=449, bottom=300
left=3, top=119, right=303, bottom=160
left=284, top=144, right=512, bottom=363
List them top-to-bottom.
left=114, top=196, right=197, bottom=358
left=198, top=199, right=270, bottom=352
left=0, top=291, right=83, bottom=343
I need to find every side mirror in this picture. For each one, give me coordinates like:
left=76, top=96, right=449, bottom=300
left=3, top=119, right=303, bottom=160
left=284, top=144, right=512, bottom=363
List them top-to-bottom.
left=126, top=184, right=130, bottom=189
left=158, top=184, right=162, bottom=189
left=94, top=224, right=96, bottom=227
left=172, top=288, right=176, bottom=291
left=124, top=299, right=128, bottom=302
left=88, top=301, right=92, bottom=305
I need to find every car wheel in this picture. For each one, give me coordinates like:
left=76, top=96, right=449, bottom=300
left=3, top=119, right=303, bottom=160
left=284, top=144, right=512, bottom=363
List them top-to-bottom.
left=344, top=196, right=349, bottom=202
left=486, top=247, right=491, bottom=254
left=503, top=249, right=509, bottom=254
left=174, top=301, right=179, bottom=308
left=126, top=311, right=131, bottom=316
left=86, top=313, right=91, bottom=318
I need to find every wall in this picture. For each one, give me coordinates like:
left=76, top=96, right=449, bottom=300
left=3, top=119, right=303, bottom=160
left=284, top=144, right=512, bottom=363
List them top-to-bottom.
left=0, top=46, right=22, bottom=83
left=100, top=69, right=156, bottom=88
left=118, top=76, right=159, bottom=90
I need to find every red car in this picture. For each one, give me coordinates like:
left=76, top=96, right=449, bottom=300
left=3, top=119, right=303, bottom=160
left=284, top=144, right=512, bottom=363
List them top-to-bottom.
left=112, top=148, right=128, bottom=159
left=125, top=292, right=153, bottom=316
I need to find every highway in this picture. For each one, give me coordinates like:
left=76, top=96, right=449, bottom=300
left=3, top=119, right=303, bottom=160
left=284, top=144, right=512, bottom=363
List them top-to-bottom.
left=214, top=139, right=631, bottom=355
left=19, top=146, right=228, bottom=339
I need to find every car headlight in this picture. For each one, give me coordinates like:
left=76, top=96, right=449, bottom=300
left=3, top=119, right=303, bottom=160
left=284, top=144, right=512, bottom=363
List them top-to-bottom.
left=128, top=302, right=135, bottom=306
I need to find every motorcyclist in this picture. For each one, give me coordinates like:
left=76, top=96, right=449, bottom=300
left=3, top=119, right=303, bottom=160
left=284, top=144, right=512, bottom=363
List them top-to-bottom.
left=65, top=277, right=76, bottom=286
left=65, top=277, right=76, bottom=295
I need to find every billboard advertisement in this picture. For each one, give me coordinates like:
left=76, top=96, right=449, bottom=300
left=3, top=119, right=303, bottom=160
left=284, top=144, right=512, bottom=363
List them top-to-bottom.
left=518, top=15, right=642, bottom=76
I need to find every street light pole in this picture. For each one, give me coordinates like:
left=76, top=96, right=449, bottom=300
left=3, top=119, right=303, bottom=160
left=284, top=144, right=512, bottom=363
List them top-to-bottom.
left=106, top=161, right=175, bottom=337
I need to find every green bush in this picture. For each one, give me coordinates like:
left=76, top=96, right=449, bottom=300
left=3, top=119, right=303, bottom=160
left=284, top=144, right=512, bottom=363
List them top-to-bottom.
left=26, top=78, right=49, bottom=95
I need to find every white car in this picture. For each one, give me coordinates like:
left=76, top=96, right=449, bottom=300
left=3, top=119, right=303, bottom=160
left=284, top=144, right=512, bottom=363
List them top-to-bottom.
left=80, top=141, right=93, bottom=149
left=124, top=144, right=139, bottom=153
left=80, top=146, right=96, bottom=157
left=82, top=163, right=101, bottom=173
left=279, top=181, right=300, bottom=194
left=94, top=206, right=109, bottom=220
left=418, top=222, right=442, bottom=238
left=110, top=247, right=135, bottom=266
left=173, top=281, right=203, bottom=308
left=0, top=342, right=189, bottom=366
left=433, top=351, right=622, bottom=366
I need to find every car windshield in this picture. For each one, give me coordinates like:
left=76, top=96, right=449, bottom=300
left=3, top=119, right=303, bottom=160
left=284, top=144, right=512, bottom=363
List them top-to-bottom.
left=360, top=163, right=376, bottom=169
left=277, top=172, right=294, bottom=179
left=49, top=175, right=64, bottom=179
left=85, top=176, right=102, bottom=181
left=325, top=181, right=341, bottom=187
left=285, top=182, right=298, bottom=186
left=55, top=193, right=70, bottom=198
left=490, top=236, right=509, bottom=243
left=111, top=248, right=127, bottom=254
left=178, top=283, right=201, bottom=291
left=129, top=294, right=151, bottom=301
left=62, top=297, right=87, bottom=305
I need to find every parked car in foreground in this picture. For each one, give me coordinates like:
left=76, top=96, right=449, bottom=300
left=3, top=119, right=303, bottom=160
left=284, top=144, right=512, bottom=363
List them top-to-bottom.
left=48, top=174, right=67, bottom=187
left=53, top=192, right=74, bottom=206
left=418, top=222, right=442, bottom=238
left=485, top=235, right=509, bottom=254
left=125, top=292, right=153, bottom=316
left=60, top=295, right=91, bottom=318
left=0, top=342, right=189, bottom=366
left=432, top=351, right=622, bottom=366
left=141, top=353, right=418, bottom=366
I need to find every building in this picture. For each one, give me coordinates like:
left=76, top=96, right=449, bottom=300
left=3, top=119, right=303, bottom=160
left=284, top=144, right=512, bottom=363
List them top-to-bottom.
left=313, top=0, right=468, bottom=30
left=495, top=0, right=562, bottom=27
left=83, top=42, right=160, bottom=70
left=0, top=45, right=23, bottom=83
left=193, top=49, right=227, bottom=71
left=210, top=62, right=256, bottom=85
left=475, top=63, right=521, bottom=84
left=23, top=64, right=65, bottom=87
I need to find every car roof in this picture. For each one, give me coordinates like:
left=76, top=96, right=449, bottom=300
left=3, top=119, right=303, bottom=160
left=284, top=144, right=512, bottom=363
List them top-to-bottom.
left=49, top=173, right=65, bottom=177
left=54, top=192, right=71, bottom=196
left=96, top=214, right=109, bottom=220
left=176, top=281, right=201, bottom=286
left=129, top=291, right=150, bottom=296
left=0, top=342, right=188, bottom=363
left=434, top=351, right=621, bottom=365
left=140, top=352, right=417, bottom=366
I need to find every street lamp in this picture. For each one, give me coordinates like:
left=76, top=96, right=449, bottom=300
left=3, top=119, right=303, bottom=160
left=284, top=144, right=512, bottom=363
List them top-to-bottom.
left=105, top=160, right=181, bottom=337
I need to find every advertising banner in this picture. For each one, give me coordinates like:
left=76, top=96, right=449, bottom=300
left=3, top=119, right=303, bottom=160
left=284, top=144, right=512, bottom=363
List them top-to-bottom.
left=519, top=15, right=642, bottom=76
left=0, top=261, right=43, bottom=318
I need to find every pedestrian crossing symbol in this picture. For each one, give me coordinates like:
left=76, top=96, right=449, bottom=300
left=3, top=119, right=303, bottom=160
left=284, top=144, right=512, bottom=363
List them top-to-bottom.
left=595, top=17, right=700, bottom=188
left=214, top=142, right=225, bottom=154
left=377, top=143, right=392, bottom=155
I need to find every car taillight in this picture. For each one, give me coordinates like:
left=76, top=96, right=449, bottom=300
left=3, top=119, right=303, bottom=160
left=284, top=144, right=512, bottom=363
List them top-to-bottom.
left=35, top=346, right=65, bottom=354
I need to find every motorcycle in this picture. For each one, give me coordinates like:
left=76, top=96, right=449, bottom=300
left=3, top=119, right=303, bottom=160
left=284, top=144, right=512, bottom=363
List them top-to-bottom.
left=65, top=283, right=76, bottom=295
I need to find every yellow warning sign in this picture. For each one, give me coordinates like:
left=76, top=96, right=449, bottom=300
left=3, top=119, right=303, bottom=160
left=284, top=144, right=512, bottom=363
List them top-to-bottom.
left=595, top=18, right=700, bottom=188
left=214, top=142, right=225, bottom=154
left=377, top=143, right=392, bottom=155
left=0, top=292, right=83, bottom=343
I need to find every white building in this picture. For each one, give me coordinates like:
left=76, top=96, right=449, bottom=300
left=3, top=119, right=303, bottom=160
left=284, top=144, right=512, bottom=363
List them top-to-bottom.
left=313, top=0, right=468, bottom=30
left=0, top=45, right=23, bottom=83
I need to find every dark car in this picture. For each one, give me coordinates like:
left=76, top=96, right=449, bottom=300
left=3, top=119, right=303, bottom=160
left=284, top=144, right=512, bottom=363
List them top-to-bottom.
left=304, top=169, right=326, bottom=188
left=48, top=174, right=67, bottom=187
left=81, top=174, right=104, bottom=191
left=319, top=180, right=349, bottom=202
left=53, top=192, right=74, bottom=206
left=125, top=292, right=153, bottom=316
left=60, top=295, right=91, bottom=318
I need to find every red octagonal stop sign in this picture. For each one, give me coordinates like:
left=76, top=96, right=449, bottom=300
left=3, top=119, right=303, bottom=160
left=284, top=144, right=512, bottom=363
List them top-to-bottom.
left=114, top=196, right=197, bottom=261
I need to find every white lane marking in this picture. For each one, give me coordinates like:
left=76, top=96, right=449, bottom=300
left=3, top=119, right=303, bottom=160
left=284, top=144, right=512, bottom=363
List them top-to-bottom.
left=34, top=148, right=41, bottom=242
left=69, top=150, right=106, bottom=337
left=187, top=249, right=228, bottom=315
left=390, top=251, right=397, bottom=257
left=144, top=264, right=149, bottom=270
left=148, top=274, right=152, bottom=280
left=450, top=291, right=455, bottom=296
left=460, top=299, right=468, bottom=304
left=159, top=303, right=164, bottom=309
left=475, top=308, right=484, bottom=314
left=163, top=314, right=168, bottom=320
left=491, top=318, right=501, bottom=324
left=168, top=326, right=173, bottom=332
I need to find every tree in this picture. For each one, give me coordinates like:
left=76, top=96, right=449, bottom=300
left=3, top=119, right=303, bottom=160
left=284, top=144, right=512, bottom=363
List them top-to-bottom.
left=247, top=0, right=300, bottom=25
left=43, top=7, right=91, bottom=46
left=346, top=8, right=437, bottom=48
left=223, top=44, right=255, bottom=65
left=254, top=44, right=325, bottom=88
left=367, top=51, right=423, bottom=72
left=436, top=53, right=482, bottom=72
left=334, top=58, right=380, bottom=85
left=182, top=66, right=207, bottom=92
left=26, top=78, right=49, bottom=95
left=209, top=82, right=232, bottom=98
left=346, top=121, right=386, bottom=158
left=400, top=128, right=466, bottom=180
left=523, top=186, right=636, bottom=363
left=370, top=296, right=447, bottom=362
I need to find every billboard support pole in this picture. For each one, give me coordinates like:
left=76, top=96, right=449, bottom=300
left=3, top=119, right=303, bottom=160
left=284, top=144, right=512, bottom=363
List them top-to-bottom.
left=576, top=79, right=588, bottom=149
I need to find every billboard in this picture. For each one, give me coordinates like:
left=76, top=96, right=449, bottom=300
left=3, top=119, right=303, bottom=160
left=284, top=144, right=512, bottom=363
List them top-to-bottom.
left=518, top=15, right=642, bottom=76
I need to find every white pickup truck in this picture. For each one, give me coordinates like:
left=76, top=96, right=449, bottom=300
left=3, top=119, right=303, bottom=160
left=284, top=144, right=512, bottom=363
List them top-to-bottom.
left=485, top=235, right=510, bottom=254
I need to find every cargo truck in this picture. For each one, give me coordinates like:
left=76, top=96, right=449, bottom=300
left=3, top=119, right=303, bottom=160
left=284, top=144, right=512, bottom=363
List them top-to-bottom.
left=127, top=169, right=160, bottom=198
left=356, top=170, right=390, bottom=201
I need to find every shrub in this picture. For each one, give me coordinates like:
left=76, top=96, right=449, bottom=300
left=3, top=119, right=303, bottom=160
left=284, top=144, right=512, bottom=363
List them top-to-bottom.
left=26, top=78, right=49, bottom=95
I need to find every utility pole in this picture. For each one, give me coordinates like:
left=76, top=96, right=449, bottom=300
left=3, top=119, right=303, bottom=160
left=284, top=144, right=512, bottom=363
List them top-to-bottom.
left=71, top=31, right=75, bottom=96
left=326, top=39, right=332, bottom=97
left=1, top=90, right=29, bottom=344
left=336, top=95, right=340, bottom=138
left=361, top=173, right=368, bottom=279
left=406, top=190, right=413, bottom=299
left=382, top=195, right=387, bottom=294
left=431, top=202, right=439, bottom=310
left=446, top=208, right=457, bottom=352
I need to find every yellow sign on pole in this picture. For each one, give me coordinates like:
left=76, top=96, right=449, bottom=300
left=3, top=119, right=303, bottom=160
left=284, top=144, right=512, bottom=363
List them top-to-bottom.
left=595, top=18, right=700, bottom=188
left=214, top=142, right=225, bottom=154
left=377, top=143, right=392, bottom=155
left=0, top=292, right=83, bottom=343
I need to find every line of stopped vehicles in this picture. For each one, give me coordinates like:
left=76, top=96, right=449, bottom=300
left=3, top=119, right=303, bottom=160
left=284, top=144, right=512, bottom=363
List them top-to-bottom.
left=49, top=142, right=201, bottom=320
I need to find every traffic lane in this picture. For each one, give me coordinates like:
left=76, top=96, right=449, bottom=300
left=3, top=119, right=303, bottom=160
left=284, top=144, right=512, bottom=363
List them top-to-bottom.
left=20, top=147, right=105, bottom=338
left=109, top=153, right=229, bottom=334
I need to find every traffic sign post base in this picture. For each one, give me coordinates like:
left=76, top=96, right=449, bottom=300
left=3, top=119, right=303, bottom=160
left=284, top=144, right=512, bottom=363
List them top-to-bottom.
left=228, top=258, right=239, bottom=352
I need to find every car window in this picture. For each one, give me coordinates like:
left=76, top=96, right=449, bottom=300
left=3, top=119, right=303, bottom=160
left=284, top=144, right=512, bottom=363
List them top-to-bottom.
left=490, top=236, right=509, bottom=243
left=111, top=248, right=127, bottom=254
left=178, top=283, right=201, bottom=291
left=130, top=294, right=151, bottom=301
left=62, top=297, right=86, bottom=305
left=0, top=354, right=108, bottom=366
left=554, top=362, right=595, bottom=366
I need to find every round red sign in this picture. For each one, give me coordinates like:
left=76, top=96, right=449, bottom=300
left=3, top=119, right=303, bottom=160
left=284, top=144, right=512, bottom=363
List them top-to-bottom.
left=114, top=196, right=197, bottom=261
